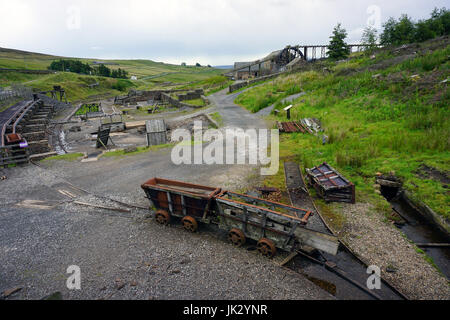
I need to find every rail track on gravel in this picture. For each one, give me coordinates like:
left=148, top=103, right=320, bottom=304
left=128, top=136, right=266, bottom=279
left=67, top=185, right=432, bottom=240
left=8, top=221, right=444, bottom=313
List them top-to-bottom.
left=283, top=161, right=408, bottom=300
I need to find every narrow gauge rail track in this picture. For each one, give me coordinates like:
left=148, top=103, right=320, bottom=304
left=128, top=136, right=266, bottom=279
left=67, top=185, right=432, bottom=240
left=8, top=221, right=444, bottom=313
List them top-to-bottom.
left=0, top=100, right=33, bottom=147
left=283, top=162, right=408, bottom=300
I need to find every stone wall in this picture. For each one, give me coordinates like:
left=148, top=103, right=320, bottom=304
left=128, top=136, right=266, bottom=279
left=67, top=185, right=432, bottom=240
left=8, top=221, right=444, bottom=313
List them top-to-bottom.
left=228, top=72, right=284, bottom=93
left=114, top=89, right=186, bottom=105
left=177, top=89, right=204, bottom=101
left=161, top=93, right=204, bottom=109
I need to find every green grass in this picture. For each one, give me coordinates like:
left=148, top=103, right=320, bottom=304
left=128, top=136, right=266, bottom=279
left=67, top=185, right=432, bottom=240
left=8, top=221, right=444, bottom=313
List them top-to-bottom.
left=236, top=43, right=450, bottom=220
left=0, top=47, right=224, bottom=102
left=234, top=74, right=305, bottom=112
left=177, top=75, right=233, bottom=95
left=183, top=98, right=205, bottom=106
left=75, top=104, right=99, bottom=116
left=209, top=112, right=224, bottom=127
left=42, top=153, right=84, bottom=162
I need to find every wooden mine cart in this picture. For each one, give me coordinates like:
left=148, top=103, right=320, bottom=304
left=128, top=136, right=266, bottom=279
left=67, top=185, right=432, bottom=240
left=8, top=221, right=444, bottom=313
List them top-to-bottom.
left=141, top=178, right=339, bottom=257
left=141, top=178, right=221, bottom=229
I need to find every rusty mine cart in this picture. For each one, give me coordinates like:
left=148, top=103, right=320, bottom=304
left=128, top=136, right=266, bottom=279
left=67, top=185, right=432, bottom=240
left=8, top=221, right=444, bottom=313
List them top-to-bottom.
left=141, top=178, right=339, bottom=258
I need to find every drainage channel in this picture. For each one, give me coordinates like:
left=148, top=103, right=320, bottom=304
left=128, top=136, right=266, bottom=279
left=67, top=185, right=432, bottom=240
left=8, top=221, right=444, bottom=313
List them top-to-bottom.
left=284, top=162, right=406, bottom=300
left=381, top=185, right=450, bottom=279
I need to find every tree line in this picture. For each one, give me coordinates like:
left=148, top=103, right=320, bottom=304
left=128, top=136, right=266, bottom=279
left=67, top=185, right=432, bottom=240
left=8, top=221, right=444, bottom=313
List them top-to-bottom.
left=327, top=7, right=449, bottom=60
left=48, top=59, right=129, bottom=79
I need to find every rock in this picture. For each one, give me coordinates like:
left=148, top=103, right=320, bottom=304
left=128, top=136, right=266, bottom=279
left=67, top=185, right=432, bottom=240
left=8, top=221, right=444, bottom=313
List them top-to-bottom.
left=69, top=126, right=82, bottom=132
left=124, top=146, right=138, bottom=153
left=180, top=257, right=191, bottom=265
left=386, top=266, right=398, bottom=273
left=170, top=270, right=181, bottom=275
left=115, top=280, right=126, bottom=290
left=130, top=281, right=138, bottom=287
left=3, top=287, right=22, bottom=298
left=42, top=291, right=62, bottom=300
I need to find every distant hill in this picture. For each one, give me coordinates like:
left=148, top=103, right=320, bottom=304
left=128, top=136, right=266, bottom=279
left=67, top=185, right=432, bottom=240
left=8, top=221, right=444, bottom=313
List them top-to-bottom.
left=0, top=47, right=223, bottom=80
left=0, top=47, right=226, bottom=102
left=213, top=65, right=233, bottom=70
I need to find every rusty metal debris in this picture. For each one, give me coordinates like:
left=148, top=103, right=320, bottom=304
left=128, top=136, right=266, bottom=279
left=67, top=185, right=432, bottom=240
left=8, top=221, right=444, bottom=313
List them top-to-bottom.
left=277, top=118, right=324, bottom=134
left=277, top=121, right=307, bottom=133
left=306, top=162, right=356, bottom=204
left=141, top=178, right=339, bottom=256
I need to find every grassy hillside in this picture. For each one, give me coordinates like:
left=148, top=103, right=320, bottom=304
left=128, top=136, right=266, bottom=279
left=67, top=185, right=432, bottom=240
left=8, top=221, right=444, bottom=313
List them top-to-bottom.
left=236, top=37, right=449, bottom=220
left=0, top=47, right=225, bottom=102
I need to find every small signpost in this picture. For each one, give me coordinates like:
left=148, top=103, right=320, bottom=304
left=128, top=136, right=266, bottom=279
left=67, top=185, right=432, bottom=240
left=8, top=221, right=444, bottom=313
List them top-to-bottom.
left=284, top=105, right=293, bottom=120
left=96, top=127, right=115, bottom=149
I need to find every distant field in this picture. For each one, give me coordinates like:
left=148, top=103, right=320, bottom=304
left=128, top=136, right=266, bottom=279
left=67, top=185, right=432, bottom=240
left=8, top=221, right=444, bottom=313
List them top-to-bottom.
left=0, top=47, right=226, bottom=102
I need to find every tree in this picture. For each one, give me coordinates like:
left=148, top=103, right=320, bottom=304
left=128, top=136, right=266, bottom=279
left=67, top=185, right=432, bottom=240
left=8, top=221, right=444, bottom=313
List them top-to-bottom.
left=380, top=14, right=416, bottom=45
left=395, top=14, right=416, bottom=44
left=380, top=17, right=397, bottom=45
left=415, top=19, right=436, bottom=42
left=328, top=23, right=350, bottom=60
left=361, top=26, right=378, bottom=51
left=181, top=62, right=186, bottom=67
left=195, top=62, right=201, bottom=67
left=97, top=64, right=111, bottom=77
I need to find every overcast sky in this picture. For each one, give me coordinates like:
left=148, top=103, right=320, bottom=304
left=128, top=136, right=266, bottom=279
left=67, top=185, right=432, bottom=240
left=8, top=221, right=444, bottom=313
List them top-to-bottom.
left=0, top=0, right=447, bottom=65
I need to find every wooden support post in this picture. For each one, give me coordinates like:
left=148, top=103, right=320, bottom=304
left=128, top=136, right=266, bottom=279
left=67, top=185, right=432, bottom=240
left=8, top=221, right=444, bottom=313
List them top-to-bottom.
left=304, top=46, right=308, bottom=61
left=181, top=195, right=187, bottom=216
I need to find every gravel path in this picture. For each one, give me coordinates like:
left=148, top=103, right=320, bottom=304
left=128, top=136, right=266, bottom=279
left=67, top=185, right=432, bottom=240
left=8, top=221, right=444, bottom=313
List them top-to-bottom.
left=256, top=92, right=306, bottom=116
left=332, top=202, right=450, bottom=300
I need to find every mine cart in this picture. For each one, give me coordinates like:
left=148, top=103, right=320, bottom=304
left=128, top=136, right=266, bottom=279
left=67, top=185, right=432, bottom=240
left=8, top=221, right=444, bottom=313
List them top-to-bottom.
left=0, top=133, right=29, bottom=167
left=306, top=162, right=356, bottom=204
left=141, top=178, right=339, bottom=257
left=141, top=178, right=222, bottom=231
left=215, top=191, right=338, bottom=257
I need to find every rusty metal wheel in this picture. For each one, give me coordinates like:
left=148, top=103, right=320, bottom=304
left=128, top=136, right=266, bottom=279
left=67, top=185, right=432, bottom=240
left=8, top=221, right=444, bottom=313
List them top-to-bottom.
left=155, top=210, right=170, bottom=225
left=181, top=216, right=198, bottom=233
left=228, top=228, right=246, bottom=247
left=257, top=238, right=277, bottom=258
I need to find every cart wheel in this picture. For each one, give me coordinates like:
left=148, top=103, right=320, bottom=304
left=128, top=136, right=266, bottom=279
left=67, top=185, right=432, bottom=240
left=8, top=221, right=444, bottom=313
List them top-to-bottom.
left=155, top=210, right=170, bottom=225
left=181, top=216, right=198, bottom=233
left=228, top=228, right=246, bottom=247
left=257, top=238, right=277, bottom=258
